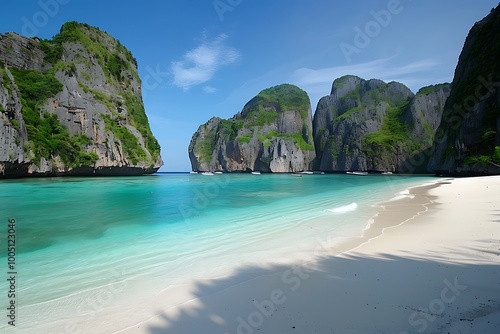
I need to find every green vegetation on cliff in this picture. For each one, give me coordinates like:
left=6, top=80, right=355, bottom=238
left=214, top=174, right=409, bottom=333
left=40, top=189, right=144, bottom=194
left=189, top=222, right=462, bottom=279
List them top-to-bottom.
left=0, top=21, right=162, bottom=175
left=45, top=21, right=138, bottom=81
left=0, top=22, right=160, bottom=169
left=46, top=22, right=160, bottom=162
left=10, top=68, right=97, bottom=167
left=332, top=75, right=361, bottom=90
left=78, top=82, right=116, bottom=111
left=416, top=83, right=449, bottom=97
left=192, top=84, right=314, bottom=167
left=220, top=84, right=312, bottom=142
left=241, top=84, right=313, bottom=149
left=244, top=84, right=311, bottom=126
left=257, top=84, right=310, bottom=117
left=123, top=93, right=161, bottom=159
left=362, top=100, right=417, bottom=156
left=335, top=105, right=364, bottom=122
left=246, top=109, right=279, bottom=127
left=102, top=114, right=147, bottom=165
left=219, top=119, right=244, bottom=141
left=463, top=128, right=500, bottom=167
left=254, top=129, right=314, bottom=151
left=198, top=131, right=217, bottom=164
left=278, top=133, right=314, bottom=151
left=237, top=135, right=252, bottom=143
left=464, top=146, right=500, bottom=166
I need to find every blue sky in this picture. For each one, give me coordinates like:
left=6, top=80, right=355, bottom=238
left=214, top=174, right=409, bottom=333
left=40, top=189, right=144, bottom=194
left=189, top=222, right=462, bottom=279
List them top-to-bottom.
left=1, top=1, right=498, bottom=171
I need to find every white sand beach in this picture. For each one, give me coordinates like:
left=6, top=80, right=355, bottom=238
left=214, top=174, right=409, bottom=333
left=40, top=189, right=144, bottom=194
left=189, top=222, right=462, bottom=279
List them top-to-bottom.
left=117, top=176, right=500, bottom=334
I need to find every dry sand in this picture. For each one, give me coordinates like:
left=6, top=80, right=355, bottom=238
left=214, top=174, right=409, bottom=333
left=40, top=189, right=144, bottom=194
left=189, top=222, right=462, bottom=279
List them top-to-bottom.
left=119, top=176, right=500, bottom=334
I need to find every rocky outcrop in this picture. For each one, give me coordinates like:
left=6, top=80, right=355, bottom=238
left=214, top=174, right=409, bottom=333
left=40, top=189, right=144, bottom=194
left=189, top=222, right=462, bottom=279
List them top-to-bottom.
left=188, top=5, right=499, bottom=175
left=428, top=5, right=500, bottom=175
left=0, top=22, right=162, bottom=178
left=313, top=75, right=449, bottom=172
left=189, top=77, right=451, bottom=174
left=189, top=84, right=315, bottom=172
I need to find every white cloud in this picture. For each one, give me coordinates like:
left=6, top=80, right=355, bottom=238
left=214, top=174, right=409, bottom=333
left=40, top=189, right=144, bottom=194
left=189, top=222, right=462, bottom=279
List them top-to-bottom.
left=171, top=34, right=240, bottom=90
left=287, top=57, right=445, bottom=109
left=291, top=57, right=441, bottom=88
left=203, top=86, right=217, bottom=94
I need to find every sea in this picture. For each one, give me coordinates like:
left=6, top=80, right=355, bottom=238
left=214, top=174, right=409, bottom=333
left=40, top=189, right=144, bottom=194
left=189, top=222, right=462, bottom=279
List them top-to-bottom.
left=0, top=172, right=439, bottom=333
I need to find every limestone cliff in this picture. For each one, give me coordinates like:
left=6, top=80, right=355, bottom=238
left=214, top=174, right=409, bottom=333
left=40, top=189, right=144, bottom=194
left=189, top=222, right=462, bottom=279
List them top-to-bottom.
left=428, top=5, right=500, bottom=175
left=0, top=22, right=162, bottom=177
left=313, top=75, right=449, bottom=172
left=189, top=84, right=315, bottom=172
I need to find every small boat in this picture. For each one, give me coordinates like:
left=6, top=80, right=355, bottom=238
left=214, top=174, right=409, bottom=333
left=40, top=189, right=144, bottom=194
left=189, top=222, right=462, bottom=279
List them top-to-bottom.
left=190, top=171, right=198, bottom=174
left=214, top=171, right=223, bottom=174
left=251, top=171, right=261, bottom=175
left=301, top=171, right=313, bottom=175
left=346, top=171, right=368, bottom=176
left=381, top=171, right=393, bottom=175
left=201, top=172, right=214, bottom=176
left=292, top=173, right=303, bottom=177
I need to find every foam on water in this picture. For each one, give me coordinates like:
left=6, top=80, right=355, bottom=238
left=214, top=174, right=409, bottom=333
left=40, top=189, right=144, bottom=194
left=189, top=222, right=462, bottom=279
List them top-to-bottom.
left=326, top=202, right=358, bottom=213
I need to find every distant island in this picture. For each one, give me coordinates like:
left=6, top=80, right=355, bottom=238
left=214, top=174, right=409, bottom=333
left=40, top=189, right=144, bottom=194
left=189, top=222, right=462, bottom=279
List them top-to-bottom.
left=189, top=5, right=500, bottom=176
left=0, top=22, right=162, bottom=178
left=189, top=84, right=316, bottom=173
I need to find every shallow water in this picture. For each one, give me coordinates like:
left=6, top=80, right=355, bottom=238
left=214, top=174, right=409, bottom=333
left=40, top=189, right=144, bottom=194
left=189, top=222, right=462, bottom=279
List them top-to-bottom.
left=0, top=173, right=437, bottom=332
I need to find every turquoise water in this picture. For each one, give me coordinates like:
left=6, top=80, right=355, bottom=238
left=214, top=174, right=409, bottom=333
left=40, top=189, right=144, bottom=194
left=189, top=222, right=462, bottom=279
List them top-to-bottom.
left=0, top=173, right=438, bottom=333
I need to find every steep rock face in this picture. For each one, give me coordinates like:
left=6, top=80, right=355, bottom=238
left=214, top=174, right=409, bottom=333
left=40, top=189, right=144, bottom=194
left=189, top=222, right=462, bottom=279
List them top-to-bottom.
left=428, top=5, right=500, bottom=175
left=0, top=22, right=162, bottom=177
left=0, top=64, right=31, bottom=176
left=313, top=75, right=449, bottom=172
left=189, top=84, right=315, bottom=172
left=404, top=84, right=451, bottom=144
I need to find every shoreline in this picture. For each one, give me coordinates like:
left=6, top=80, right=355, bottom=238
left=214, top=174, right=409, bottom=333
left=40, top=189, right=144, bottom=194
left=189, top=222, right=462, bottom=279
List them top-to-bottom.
left=2, top=175, right=436, bottom=334
left=4, top=175, right=498, bottom=333
left=119, top=176, right=500, bottom=334
left=310, top=179, right=446, bottom=259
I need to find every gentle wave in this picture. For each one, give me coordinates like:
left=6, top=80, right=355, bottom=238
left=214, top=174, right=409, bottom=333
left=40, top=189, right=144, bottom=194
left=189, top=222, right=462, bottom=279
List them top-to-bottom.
left=387, top=189, right=415, bottom=202
left=326, top=202, right=358, bottom=213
